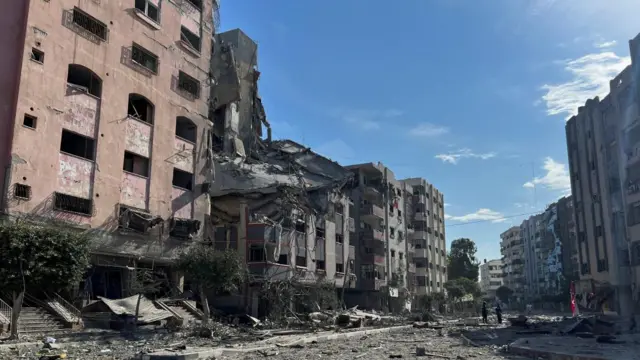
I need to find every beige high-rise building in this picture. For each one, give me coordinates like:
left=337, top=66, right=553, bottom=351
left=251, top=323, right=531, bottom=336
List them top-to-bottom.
left=500, top=227, right=525, bottom=301
left=480, top=259, right=503, bottom=299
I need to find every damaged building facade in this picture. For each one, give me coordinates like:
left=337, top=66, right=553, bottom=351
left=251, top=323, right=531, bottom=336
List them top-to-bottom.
left=0, top=0, right=218, bottom=298
left=208, top=29, right=357, bottom=316
left=208, top=29, right=449, bottom=313
left=344, top=165, right=447, bottom=308
left=521, top=196, right=576, bottom=301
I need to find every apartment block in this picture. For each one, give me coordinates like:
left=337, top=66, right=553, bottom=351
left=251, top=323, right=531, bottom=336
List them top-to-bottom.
left=0, top=0, right=217, bottom=299
left=565, top=48, right=637, bottom=313
left=401, top=177, right=447, bottom=296
left=500, top=227, right=525, bottom=301
left=480, top=259, right=503, bottom=299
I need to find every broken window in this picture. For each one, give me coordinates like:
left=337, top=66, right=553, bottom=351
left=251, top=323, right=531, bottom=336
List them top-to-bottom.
left=135, top=0, right=160, bottom=22
left=186, top=0, right=202, bottom=10
left=72, top=7, right=108, bottom=41
left=180, top=26, right=201, bottom=52
left=131, top=43, right=159, bottom=74
left=31, top=48, right=44, bottom=63
left=67, top=64, right=102, bottom=97
left=177, top=71, right=200, bottom=98
left=128, top=93, right=154, bottom=124
left=23, top=114, right=37, bottom=129
left=176, top=116, right=197, bottom=143
left=60, top=130, right=95, bottom=161
left=123, top=151, right=150, bottom=177
left=172, top=168, right=193, bottom=191
left=13, top=184, right=31, bottom=199
left=54, top=192, right=92, bottom=216
left=119, top=206, right=163, bottom=232
left=170, top=218, right=201, bottom=238
left=294, top=219, right=306, bottom=233
left=315, top=227, right=325, bottom=238
left=389, top=227, right=395, bottom=239
left=335, top=233, right=344, bottom=244
left=249, top=246, right=265, bottom=262
left=278, top=254, right=288, bottom=265
left=296, top=255, right=307, bottom=267
left=316, top=260, right=325, bottom=271
left=336, top=263, right=344, bottom=273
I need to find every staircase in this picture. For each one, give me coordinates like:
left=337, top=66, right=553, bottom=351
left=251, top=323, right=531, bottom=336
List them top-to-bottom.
left=160, top=300, right=203, bottom=326
left=18, top=307, right=67, bottom=334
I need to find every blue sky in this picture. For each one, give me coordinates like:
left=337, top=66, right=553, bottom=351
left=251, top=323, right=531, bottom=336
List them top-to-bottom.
left=219, top=0, right=640, bottom=262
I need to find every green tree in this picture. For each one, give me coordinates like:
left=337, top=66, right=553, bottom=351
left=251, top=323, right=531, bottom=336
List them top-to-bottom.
left=0, top=222, right=91, bottom=339
left=447, top=238, right=479, bottom=281
left=175, top=246, right=246, bottom=325
left=454, top=277, right=482, bottom=299
left=444, top=280, right=465, bottom=301
left=496, top=286, right=513, bottom=303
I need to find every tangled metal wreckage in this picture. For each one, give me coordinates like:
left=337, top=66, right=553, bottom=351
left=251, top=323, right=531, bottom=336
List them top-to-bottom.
left=208, top=29, right=353, bottom=236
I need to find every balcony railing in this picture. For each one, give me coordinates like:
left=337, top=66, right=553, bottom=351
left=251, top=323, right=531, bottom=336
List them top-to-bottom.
left=414, top=212, right=428, bottom=222
left=0, top=298, right=11, bottom=327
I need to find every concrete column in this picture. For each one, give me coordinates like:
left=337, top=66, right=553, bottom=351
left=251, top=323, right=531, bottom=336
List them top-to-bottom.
left=171, top=271, right=185, bottom=293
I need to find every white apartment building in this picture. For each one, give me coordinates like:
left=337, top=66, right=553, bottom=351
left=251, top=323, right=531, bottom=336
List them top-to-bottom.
left=480, top=259, right=503, bottom=299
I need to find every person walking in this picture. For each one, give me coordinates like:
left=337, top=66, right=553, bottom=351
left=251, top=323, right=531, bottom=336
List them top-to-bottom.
left=481, top=301, right=488, bottom=324
left=495, top=303, right=503, bottom=324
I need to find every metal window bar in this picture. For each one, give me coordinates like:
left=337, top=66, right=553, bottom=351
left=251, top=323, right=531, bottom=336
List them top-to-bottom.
left=72, top=8, right=108, bottom=41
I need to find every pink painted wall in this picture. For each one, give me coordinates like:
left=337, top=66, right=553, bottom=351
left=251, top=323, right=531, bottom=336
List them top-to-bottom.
left=0, top=0, right=28, bottom=211
left=3, top=0, right=213, bottom=233
left=180, top=1, right=201, bottom=35
left=63, top=91, right=98, bottom=138
left=125, top=119, right=152, bottom=158
left=173, top=137, right=194, bottom=172
left=58, top=153, right=94, bottom=198
left=120, top=172, right=148, bottom=210
left=172, top=187, right=192, bottom=219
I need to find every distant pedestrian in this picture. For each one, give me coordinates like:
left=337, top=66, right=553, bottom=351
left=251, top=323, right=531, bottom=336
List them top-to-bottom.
left=481, top=302, right=488, bottom=324
left=495, top=303, right=503, bottom=324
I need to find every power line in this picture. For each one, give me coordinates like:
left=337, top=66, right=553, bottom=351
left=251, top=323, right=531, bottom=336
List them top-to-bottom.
left=445, top=209, right=546, bottom=227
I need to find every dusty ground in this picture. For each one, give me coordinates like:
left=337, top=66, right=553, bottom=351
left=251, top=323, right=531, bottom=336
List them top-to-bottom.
left=217, top=328, right=525, bottom=360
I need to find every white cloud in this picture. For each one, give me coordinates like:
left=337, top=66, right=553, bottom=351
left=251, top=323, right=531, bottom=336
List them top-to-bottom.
left=595, top=40, right=617, bottom=49
left=540, top=51, right=630, bottom=119
left=332, top=108, right=403, bottom=131
left=409, top=123, right=449, bottom=137
left=313, top=139, right=355, bottom=165
left=435, top=148, right=496, bottom=164
left=523, top=157, right=571, bottom=193
left=444, top=203, right=451, bottom=207
left=446, top=208, right=506, bottom=223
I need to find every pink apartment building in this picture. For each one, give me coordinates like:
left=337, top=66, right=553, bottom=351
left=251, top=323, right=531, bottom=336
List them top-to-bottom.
left=0, top=0, right=217, bottom=299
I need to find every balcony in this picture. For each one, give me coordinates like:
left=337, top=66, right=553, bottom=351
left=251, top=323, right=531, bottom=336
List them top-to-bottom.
left=58, top=153, right=95, bottom=199
left=364, top=184, right=381, bottom=199
left=361, top=203, right=384, bottom=222
left=414, top=212, right=428, bottom=222
left=361, top=228, right=384, bottom=241
left=411, top=230, right=428, bottom=240
left=348, top=245, right=355, bottom=260
left=415, top=248, right=428, bottom=258
left=361, top=253, right=386, bottom=265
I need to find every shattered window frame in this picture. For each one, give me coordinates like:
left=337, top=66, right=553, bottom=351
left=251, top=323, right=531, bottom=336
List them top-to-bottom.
left=134, top=0, right=160, bottom=23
